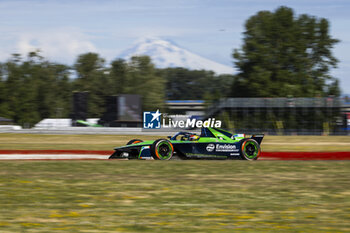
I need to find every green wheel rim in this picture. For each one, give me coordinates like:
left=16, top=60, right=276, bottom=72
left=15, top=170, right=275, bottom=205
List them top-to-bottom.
left=156, top=141, right=173, bottom=160
left=243, top=141, right=259, bottom=159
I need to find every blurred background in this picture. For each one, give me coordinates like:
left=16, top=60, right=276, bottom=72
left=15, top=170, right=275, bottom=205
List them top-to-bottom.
left=0, top=1, right=349, bottom=135
left=1, top=3, right=350, bottom=232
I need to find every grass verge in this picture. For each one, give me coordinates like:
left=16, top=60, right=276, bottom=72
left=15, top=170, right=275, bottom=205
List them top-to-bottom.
left=0, top=161, right=349, bottom=232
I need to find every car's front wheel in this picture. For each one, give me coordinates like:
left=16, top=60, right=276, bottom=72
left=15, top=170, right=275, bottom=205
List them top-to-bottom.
left=151, top=139, right=174, bottom=160
left=240, top=139, right=261, bottom=160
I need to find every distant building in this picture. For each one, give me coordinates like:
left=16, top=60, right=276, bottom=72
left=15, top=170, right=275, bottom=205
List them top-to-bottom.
left=98, top=94, right=142, bottom=127
left=205, top=97, right=347, bottom=135
left=166, top=100, right=205, bottom=116
left=0, top=117, right=13, bottom=125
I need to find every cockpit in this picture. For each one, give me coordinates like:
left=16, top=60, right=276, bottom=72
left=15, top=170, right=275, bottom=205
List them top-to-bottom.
left=169, top=132, right=200, bottom=141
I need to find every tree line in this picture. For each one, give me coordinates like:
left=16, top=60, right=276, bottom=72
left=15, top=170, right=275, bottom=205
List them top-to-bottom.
left=0, top=6, right=340, bottom=126
left=232, top=6, right=340, bottom=97
left=0, top=52, right=233, bottom=126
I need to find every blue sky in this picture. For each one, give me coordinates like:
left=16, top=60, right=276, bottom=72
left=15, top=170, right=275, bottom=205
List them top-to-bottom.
left=0, top=0, right=349, bottom=93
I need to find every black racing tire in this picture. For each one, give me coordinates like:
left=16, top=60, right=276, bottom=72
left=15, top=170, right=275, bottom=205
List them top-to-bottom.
left=127, top=139, right=143, bottom=145
left=150, top=139, right=174, bottom=160
left=240, top=139, right=261, bottom=160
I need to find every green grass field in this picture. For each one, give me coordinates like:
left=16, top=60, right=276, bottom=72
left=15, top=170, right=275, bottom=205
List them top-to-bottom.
left=0, top=133, right=350, bottom=151
left=0, top=161, right=349, bottom=232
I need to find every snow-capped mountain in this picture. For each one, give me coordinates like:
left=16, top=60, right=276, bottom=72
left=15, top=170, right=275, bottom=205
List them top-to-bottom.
left=118, top=38, right=234, bottom=75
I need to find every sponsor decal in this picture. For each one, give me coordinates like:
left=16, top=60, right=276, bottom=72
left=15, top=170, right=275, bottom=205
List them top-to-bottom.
left=206, top=144, right=215, bottom=152
left=206, top=144, right=238, bottom=152
left=216, top=144, right=237, bottom=152
left=187, top=153, right=227, bottom=158
left=230, top=153, right=240, bottom=156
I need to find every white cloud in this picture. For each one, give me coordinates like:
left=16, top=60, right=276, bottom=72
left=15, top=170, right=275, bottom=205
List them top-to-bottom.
left=16, top=28, right=97, bottom=64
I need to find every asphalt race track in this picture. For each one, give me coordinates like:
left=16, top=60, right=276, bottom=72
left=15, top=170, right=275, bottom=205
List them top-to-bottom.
left=1, top=150, right=350, bottom=160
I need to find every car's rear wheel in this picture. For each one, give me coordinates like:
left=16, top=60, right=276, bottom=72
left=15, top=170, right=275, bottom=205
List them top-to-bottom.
left=127, top=139, right=143, bottom=145
left=151, top=139, right=174, bottom=160
left=240, top=139, right=260, bottom=160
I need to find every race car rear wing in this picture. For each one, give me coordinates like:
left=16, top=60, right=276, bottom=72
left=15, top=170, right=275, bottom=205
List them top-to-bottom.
left=251, top=134, right=264, bottom=145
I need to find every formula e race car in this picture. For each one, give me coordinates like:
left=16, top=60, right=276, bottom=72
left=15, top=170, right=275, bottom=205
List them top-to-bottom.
left=109, top=127, right=264, bottom=160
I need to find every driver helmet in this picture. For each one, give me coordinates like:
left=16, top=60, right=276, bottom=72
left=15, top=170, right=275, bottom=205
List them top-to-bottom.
left=189, top=134, right=199, bottom=141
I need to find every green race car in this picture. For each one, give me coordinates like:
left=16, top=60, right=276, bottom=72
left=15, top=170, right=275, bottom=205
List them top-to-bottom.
left=109, top=127, right=264, bottom=160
